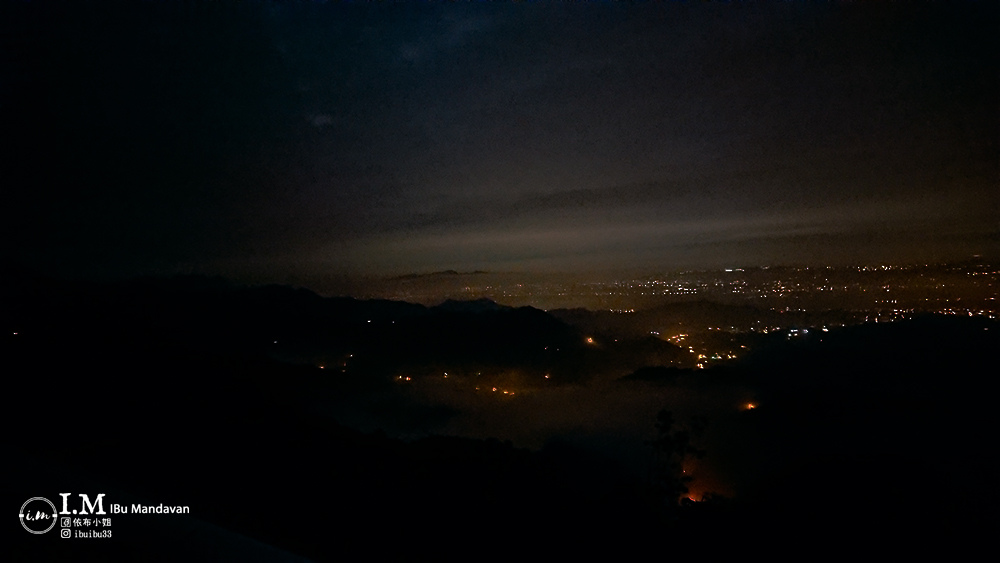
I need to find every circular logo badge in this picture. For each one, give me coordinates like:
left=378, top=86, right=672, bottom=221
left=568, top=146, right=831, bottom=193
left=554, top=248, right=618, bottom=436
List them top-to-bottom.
left=20, top=497, right=58, bottom=534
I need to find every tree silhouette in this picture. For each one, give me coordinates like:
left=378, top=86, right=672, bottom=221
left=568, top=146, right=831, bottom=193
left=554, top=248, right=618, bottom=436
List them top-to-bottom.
left=649, top=409, right=707, bottom=513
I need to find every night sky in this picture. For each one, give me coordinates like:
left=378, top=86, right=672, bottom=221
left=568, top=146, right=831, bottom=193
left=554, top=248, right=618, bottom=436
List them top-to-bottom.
left=3, top=1, right=997, bottom=286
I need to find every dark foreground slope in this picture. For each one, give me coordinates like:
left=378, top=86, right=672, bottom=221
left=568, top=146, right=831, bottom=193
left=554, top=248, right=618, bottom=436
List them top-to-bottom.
left=738, top=316, right=998, bottom=544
